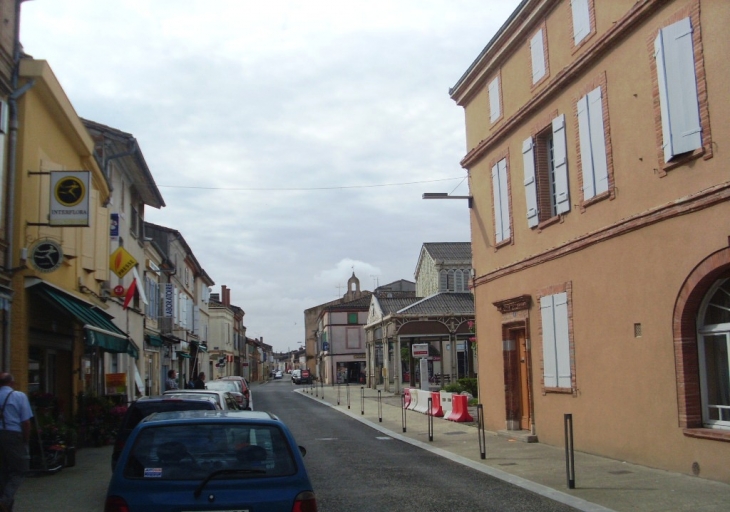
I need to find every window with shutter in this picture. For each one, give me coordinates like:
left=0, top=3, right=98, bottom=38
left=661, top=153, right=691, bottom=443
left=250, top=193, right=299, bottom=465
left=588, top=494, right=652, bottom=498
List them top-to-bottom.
left=571, top=0, right=591, bottom=45
left=654, top=17, right=702, bottom=163
left=530, top=29, right=546, bottom=84
left=488, top=75, right=501, bottom=123
left=577, top=86, right=609, bottom=201
left=491, top=158, right=511, bottom=244
left=540, top=292, right=573, bottom=390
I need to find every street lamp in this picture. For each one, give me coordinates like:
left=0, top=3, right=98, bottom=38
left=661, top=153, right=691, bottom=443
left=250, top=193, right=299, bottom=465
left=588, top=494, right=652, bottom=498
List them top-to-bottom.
left=422, top=193, right=472, bottom=208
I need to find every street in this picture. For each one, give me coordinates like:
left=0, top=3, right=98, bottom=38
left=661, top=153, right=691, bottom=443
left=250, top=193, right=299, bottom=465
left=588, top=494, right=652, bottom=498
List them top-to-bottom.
left=15, top=378, right=576, bottom=511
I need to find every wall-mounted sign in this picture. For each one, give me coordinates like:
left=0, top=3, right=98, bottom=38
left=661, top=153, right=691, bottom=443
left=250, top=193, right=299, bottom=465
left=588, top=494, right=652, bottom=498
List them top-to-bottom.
left=49, top=171, right=90, bottom=226
left=110, top=213, right=119, bottom=238
left=29, top=239, right=63, bottom=273
left=109, top=246, right=137, bottom=278
left=163, top=283, right=174, bottom=317
left=113, top=285, right=125, bottom=297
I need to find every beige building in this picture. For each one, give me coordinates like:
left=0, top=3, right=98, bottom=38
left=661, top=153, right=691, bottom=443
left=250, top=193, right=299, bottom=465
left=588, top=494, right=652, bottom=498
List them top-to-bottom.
left=451, top=0, right=729, bottom=482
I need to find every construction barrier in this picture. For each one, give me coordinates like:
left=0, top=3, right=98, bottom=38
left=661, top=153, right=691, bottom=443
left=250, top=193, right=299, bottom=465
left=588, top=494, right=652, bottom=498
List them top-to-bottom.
left=403, top=388, right=412, bottom=409
left=407, top=388, right=419, bottom=411
left=414, top=390, right=430, bottom=414
left=440, top=391, right=453, bottom=419
left=429, top=392, right=443, bottom=417
left=446, top=394, right=473, bottom=422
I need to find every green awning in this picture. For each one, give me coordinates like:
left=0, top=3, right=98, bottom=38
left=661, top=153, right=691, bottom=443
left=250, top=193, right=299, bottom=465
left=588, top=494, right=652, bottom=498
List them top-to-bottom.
left=32, top=283, right=138, bottom=359
left=146, top=334, right=163, bottom=347
left=191, top=341, right=207, bottom=352
left=176, top=352, right=191, bottom=359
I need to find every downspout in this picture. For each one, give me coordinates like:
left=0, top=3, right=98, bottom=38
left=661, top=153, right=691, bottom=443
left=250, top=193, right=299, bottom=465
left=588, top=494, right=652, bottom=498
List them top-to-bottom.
left=3, top=0, right=33, bottom=372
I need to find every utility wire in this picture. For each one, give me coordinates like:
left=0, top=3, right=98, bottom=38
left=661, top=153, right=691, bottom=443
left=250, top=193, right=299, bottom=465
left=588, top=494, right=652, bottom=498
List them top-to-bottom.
left=158, top=176, right=464, bottom=191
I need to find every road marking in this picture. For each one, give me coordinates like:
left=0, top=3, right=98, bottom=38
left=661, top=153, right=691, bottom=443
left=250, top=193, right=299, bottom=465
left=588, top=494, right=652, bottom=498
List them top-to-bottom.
left=376, top=437, right=392, bottom=441
left=315, top=438, right=338, bottom=441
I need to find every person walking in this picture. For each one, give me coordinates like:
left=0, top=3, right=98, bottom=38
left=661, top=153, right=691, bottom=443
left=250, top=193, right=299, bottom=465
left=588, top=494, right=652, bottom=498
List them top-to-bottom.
left=164, top=369, right=179, bottom=391
left=193, top=372, right=206, bottom=389
left=0, top=373, right=32, bottom=512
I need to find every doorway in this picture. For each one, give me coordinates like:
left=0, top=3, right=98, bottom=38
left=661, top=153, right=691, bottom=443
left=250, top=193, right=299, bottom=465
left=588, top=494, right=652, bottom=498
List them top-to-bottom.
left=504, top=326, right=531, bottom=431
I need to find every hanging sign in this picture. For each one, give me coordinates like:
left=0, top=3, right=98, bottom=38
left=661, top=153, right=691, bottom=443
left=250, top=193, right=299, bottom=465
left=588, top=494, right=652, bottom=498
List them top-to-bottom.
left=49, top=171, right=90, bottom=226
left=109, top=246, right=137, bottom=278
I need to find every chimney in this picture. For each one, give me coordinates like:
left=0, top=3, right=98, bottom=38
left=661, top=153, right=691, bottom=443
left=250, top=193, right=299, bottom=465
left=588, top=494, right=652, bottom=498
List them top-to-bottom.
left=222, top=285, right=230, bottom=306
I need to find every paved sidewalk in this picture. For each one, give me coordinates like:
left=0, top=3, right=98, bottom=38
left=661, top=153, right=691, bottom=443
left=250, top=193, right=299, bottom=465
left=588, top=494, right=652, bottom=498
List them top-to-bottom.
left=296, top=383, right=730, bottom=512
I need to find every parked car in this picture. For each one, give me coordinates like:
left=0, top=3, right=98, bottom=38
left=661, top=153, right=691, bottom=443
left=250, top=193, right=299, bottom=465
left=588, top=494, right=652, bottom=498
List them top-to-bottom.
left=291, top=369, right=302, bottom=384
left=300, top=369, right=312, bottom=384
left=274, top=370, right=283, bottom=379
left=220, top=376, right=252, bottom=408
left=206, top=379, right=249, bottom=409
left=163, top=389, right=241, bottom=411
left=111, top=395, right=220, bottom=471
left=105, top=410, right=317, bottom=512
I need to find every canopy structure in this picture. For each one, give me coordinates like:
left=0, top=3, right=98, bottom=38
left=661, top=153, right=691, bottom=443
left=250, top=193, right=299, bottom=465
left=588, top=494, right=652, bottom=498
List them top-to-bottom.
left=31, top=282, right=139, bottom=359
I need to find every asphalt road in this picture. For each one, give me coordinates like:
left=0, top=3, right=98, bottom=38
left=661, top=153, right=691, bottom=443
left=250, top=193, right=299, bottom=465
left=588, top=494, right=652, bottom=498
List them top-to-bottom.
left=257, top=377, right=577, bottom=512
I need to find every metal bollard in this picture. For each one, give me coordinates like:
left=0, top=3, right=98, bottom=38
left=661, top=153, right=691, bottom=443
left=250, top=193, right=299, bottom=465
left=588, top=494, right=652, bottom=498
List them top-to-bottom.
left=314, top=379, right=318, bottom=398
left=320, top=379, right=324, bottom=400
left=337, top=383, right=341, bottom=405
left=347, top=383, right=351, bottom=409
left=360, top=387, right=365, bottom=415
left=378, top=390, right=382, bottom=423
left=401, top=392, right=407, bottom=433
left=427, top=397, right=433, bottom=442
left=477, top=404, right=486, bottom=460
left=564, top=413, right=576, bottom=489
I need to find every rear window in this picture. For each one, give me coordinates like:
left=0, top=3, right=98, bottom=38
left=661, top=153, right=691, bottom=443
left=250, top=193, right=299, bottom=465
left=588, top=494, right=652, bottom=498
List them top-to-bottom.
left=206, top=381, right=239, bottom=393
left=124, top=401, right=217, bottom=430
left=123, top=423, right=297, bottom=480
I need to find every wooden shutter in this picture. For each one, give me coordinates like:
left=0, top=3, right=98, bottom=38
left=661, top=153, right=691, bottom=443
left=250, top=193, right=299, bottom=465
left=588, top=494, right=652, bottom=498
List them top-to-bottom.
left=571, top=0, right=590, bottom=44
left=654, top=17, right=702, bottom=162
left=530, top=29, right=545, bottom=84
left=489, top=76, right=500, bottom=122
left=578, top=87, right=609, bottom=199
left=552, top=115, right=570, bottom=214
left=522, top=137, right=539, bottom=227
left=492, top=162, right=504, bottom=242
left=553, top=292, right=572, bottom=388
left=540, top=295, right=558, bottom=388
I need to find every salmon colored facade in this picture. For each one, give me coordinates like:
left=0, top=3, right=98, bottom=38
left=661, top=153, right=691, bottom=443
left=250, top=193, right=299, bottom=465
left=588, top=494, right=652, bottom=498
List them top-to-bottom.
left=451, top=0, right=730, bottom=482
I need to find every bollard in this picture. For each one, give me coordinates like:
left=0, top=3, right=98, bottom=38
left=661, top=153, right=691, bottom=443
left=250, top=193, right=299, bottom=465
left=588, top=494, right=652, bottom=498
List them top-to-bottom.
left=314, top=379, right=318, bottom=398
left=320, top=379, right=324, bottom=400
left=337, top=383, right=341, bottom=405
left=347, top=383, right=351, bottom=409
left=360, top=387, right=365, bottom=415
left=378, top=390, right=382, bottom=423
left=401, top=392, right=407, bottom=433
left=427, top=397, right=434, bottom=442
left=477, top=404, right=486, bottom=460
left=564, top=413, right=576, bottom=489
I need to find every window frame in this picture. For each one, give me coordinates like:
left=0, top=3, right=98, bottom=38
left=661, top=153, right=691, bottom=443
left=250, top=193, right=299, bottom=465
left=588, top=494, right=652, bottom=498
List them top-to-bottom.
left=570, top=0, right=595, bottom=48
left=529, top=23, right=549, bottom=88
left=488, top=73, right=503, bottom=124
left=491, top=157, right=512, bottom=246
left=537, top=283, right=576, bottom=394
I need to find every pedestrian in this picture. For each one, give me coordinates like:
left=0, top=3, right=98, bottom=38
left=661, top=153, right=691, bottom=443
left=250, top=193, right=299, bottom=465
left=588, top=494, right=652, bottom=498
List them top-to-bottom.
left=164, top=369, right=178, bottom=391
left=193, top=372, right=206, bottom=389
left=0, top=373, right=32, bottom=512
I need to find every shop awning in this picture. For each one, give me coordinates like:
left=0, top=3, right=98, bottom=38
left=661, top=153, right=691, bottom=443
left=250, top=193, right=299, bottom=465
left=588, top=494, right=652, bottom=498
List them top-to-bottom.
left=31, top=282, right=139, bottom=359
left=146, top=334, right=163, bottom=347
left=191, top=341, right=207, bottom=352
left=176, top=352, right=191, bottom=359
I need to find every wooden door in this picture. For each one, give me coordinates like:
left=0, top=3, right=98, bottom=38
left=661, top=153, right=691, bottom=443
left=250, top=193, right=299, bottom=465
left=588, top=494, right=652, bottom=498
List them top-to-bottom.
left=517, top=330, right=531, bottom=430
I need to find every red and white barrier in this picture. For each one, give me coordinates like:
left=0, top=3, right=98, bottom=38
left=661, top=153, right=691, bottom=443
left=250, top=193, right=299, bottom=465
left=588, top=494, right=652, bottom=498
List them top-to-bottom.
left=402, top=388, right=412, bottom=409
left=407, top=388, right=418, bottom=411
left=414, top=389, right=430, bottom=414
left=429, top=392, right=443, bottom=417
left=440, top=392, right=453, bottom=419
left=446, top=394, right=473, bottom=422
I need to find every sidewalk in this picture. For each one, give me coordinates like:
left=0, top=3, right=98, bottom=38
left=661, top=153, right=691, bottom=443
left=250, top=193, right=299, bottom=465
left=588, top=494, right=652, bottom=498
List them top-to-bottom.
left=296, top=383, right=730, bottom=512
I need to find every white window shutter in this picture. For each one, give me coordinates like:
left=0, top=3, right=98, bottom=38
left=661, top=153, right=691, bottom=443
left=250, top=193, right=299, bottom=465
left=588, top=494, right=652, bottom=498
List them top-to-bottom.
left=571, top=0, right=590, bottom=44
left=655, top=17, right=702, bottom=161
left=530, top=29, right=546, bottom=84
left=489, top=76, right=501, bottom=122
left=587, top=87, right=609, bottom=194
left=577, top=94, right=596, bottom=199
left=0, top=101, right=8, bottom=182
left=552, top=115, right=570, bottom=214
left=523, top=137, right=539, bottom=227
left=498, top=159, right=510, bottom=240
left=492, top=163, right=504, bottom=242
left=439, top=270, right=447, bottom=292
left=454, top=270, right=464, bottom=292
left=173, top=287, right=179, bottom=325
left=553, top=292, right=572, bottom=388
left=540, top=295, right=558, bottom=388
left=193, top=305, right=201, bottom=336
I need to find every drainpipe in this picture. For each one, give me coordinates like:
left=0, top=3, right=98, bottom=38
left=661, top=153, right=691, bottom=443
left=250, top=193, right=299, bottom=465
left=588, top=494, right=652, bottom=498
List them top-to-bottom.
left=3, top=0, right=33, bottom=372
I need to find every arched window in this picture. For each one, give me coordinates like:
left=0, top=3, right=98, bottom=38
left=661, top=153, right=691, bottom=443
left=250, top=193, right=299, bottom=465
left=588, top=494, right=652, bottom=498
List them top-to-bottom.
left=439, top=270, right=448, bottom=292
left=448, top=270, right=455, bottom=292
left=455, top=270, right=464, bottom=292
left=697, top=278, right=730, bottom=428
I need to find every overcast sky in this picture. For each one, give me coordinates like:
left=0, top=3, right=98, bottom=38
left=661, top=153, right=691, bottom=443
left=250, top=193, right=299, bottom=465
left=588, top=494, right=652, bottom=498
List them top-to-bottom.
left=20, top=0, right=520, bottom=352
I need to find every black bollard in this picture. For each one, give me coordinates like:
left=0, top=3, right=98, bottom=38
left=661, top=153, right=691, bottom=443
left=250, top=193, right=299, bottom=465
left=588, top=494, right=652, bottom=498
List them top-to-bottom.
left=347, top=383, right=351, bottom=409
left=360, top=387, right=365, bottom=415
left=378, top=390, right=382, bottom=423
left=401, top=392, right=407, bottom=433
left=427, top=397, right=434, bottom=442
left=477, top=404, right=486, bottom=460
left=564, top=413, right=576, bottom=489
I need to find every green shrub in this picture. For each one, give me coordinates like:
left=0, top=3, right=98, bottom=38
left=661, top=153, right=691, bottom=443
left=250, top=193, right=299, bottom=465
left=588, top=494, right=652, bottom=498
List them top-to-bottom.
left=457, top=378, right=478, bottom=398
left=443, top=383, right=462, bottom=393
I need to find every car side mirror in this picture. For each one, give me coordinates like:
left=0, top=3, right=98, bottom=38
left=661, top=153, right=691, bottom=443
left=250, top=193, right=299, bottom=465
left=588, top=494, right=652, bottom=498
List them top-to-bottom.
left=298, top=446, right=307, bottom=457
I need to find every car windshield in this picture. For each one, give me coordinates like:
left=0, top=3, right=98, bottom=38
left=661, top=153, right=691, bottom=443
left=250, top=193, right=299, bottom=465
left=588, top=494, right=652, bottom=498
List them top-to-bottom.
left=206, top=380, right=239, bottom=393
left=165, top=393, right=223, bottom=407
left=125, top=400, right=216, bottom=430
left=123, top=423, right=297, bottom=480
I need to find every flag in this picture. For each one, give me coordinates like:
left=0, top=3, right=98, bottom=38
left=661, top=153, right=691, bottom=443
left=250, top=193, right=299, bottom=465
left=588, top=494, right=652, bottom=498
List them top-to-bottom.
left=132, top=267, right=148, bottom=305
left=123, top=277, right=137, bottom=310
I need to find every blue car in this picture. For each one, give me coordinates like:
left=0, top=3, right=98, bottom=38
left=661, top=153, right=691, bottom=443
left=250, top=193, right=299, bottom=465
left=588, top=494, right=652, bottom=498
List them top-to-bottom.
left=105, top=410, right=317, bottom=512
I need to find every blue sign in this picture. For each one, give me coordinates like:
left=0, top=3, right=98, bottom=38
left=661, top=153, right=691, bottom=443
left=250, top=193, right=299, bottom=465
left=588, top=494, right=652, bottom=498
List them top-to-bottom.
left=110, top=213, right=119, bottom=237
left=322, top=342, right=329, bottom=352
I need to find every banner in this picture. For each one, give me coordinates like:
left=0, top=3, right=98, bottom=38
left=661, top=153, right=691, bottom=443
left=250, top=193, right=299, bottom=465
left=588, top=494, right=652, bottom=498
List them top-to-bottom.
left=163, top=283, right=174, bottom=317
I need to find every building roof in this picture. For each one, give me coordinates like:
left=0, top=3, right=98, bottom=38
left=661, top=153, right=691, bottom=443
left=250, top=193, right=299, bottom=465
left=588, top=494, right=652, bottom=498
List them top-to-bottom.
left=423, top=242, right=472, bottom=262
left=375, top=279, right=416, bottom=293
left=397, top=293, right=474, bottom=316
left=324, top=294, right=372, bottom=312
left=378, top=297, right=421, bottom=315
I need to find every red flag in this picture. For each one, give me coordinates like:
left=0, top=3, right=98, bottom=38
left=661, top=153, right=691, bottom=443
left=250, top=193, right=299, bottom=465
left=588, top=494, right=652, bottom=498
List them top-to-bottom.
left=123, top=278, right=137, bottom=309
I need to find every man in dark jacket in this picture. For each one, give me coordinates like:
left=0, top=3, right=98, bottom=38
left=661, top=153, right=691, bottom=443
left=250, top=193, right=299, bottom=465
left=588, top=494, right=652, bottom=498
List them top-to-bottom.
left=193, top=372, right=206, bottom=389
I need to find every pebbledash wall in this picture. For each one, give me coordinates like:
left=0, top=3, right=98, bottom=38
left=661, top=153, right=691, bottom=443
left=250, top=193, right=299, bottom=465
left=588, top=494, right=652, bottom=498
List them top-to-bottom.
left=452, top=0, right=730, bottom=482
